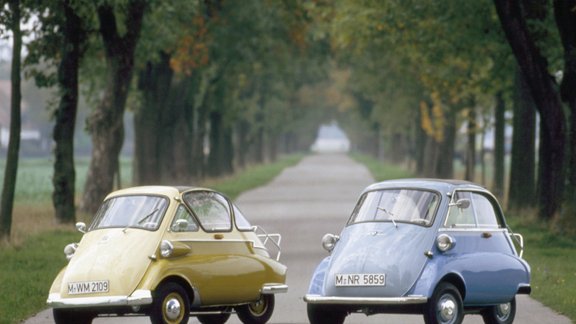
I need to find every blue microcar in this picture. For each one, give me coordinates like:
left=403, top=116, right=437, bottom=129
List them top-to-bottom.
left=304, top=179, right=530, bottom=324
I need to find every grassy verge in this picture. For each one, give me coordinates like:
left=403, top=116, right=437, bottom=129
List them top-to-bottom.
left=0, top=154, right=303, bottom=324
left=354, top=154, right=576, bottom=322
left=506, top=218, right=576, bottom=321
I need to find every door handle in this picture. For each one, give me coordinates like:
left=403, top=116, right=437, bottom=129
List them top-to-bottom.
left=481, top=232, right=492, bottom=239
left=214, top=234, right=224, bottom=240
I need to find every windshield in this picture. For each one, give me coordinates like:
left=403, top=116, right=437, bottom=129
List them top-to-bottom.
left=348, top=189, right=439, bottom=226
left=89, top=195, right=169, bottom=231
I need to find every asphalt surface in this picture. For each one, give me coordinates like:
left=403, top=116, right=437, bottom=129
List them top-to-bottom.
left=25, top=154, right=572, bottom=324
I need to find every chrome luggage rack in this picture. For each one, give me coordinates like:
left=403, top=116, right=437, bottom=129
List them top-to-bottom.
left=252, top=226, right=282, bottom=261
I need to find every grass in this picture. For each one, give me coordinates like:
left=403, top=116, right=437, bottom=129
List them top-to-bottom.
left=354, top=153, right=576, bottom=322
left=0, top=154, right=303, bottom=324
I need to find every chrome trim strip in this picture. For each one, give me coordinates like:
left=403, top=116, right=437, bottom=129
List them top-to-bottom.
left=261, top=284, right=288, bottom=294
left=47, top=289, right=153, bottom=308
left=304, top=294, right=427, bottom=305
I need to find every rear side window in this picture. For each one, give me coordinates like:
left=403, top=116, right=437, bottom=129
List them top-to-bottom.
left=445, top=191, right=501, bottom=228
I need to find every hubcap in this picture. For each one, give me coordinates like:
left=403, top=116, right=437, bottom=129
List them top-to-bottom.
left=164, top=296, right=182, bottom=321
left=249, top=296, right=267, bottom=315
left=438, top=296, right=457, bottom=322
left=496, top=302, right=511, bottom=320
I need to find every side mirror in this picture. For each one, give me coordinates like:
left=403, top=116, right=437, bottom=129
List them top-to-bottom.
left=450, top=198, right=471, bottom=209
left=171, top=219, right=189, bottom=232
left=75, top=222, right=86, bottom=234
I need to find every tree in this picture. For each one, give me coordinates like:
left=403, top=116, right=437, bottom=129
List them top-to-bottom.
left=0, top=0, right=23, bottom=241
left=51, top=0, right=87, bottom=223
left=82, top=0, right=147, bottom=214
left=494, top=0, right=566, bottom=219
left=554, top=0, right=576, bottom=231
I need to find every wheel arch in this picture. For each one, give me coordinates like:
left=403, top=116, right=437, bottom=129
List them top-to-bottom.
left=438, top=273, right=466, bottom=301
left=155, top=275, right=198, bottom=306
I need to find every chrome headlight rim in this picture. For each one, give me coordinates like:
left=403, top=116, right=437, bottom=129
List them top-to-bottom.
left=321, top=233, right=340, bottom=252
left=437, top=234, right=455, bottom=252
left=160, top=240, right=174, bottom=258
left=64, top=243, right=78, bottom=261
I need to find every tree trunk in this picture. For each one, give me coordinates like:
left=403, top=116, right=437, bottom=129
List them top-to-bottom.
left=0, top=0, right=22, bottom=241
left=52, top=0, right=85, bottom=224
left=494, top=0, right=566, bottom=219
left=553, top=0, right=576, bottom=232
left=82, top=1, right=146, bottom=214
left=134, top=53, right=173, bottom=185
left=508, top=69, right=536, bottom=211
left=493, top=92, right=506, bottom=198
left=465, top=109, right=477, bottom=182
left=436, top=110, right=456, bottom=179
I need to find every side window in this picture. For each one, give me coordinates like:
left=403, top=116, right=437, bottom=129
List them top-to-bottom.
left=183, top=191, right=232, bottom=232
left=445, top=191, right=502, bottom=228
left=446, top=192, right=475, bottom=228
left=472, top=193, right=500, bottom=228
left=170, top=205, right=199, bottom=232
left=233, top=205, right=253, bottom=231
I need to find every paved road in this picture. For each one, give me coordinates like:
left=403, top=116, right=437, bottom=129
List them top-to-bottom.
left=26, top=154, right=572, bottom=324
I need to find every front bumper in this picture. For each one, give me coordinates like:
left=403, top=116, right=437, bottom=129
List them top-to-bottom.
left=47, top=289, right=153, bottom=309
left=304, top=294, right=427, bottom=305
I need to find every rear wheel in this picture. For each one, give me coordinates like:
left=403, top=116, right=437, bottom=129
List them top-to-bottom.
left=150, top=282, right=190, bottom=324
left=423, top=282, right=464, bottom=324
left=236, top=294, right=274, bottom=324
left=481, top=297, right=516, bottom=324
left=307, top=304, right=346, bottom=324
left=53, top=308, right=95, bottom=324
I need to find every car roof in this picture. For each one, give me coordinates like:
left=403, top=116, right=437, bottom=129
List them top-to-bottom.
left=363, top=178, right=487, bottom=194
left=105, top=185, right=215, bottom=199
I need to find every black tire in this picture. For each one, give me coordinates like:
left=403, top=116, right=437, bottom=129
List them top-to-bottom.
left=150, top=282, right=190, bottom=324
left=423, top=282, right=464, bottom=324
left=236, top=294, right=275, bottom=324
left=481, top=297, right=516, bottom=324
left=307, top=303, right=346, bottom=324
left=53, top=308, right=95, bottom=324
left=197, top=310, right=231, bottom=324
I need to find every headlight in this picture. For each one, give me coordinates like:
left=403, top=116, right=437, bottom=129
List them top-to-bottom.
left=321, top=233, right=340, bottom=252
left=437, top=234, right=455, bottom=252
left=160, top=240, right=174, bottom=258
left=64, top=243, right=78, bottom=260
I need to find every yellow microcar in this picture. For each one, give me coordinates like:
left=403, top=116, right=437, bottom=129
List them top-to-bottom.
left=47, top=186, right=287, bottom=324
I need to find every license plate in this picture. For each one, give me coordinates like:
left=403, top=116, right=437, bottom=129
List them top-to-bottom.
left=335, top=273, right=386, bottom=287
left=68, top=280, right=109, bottom=295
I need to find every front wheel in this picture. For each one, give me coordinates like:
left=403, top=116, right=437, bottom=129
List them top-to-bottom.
left=150, top=282, right=190, bottom=324
left=423, top=282, right=464, bottom=324
left=236, top=294, right=274, bottom=324
left=481, top=297, right=516, bottom=324
left=307, top=303, right=346, bottom=324
left=53, top=308, right=95, bottom=324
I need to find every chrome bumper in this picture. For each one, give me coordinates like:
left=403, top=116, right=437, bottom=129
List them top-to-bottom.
left=261, top=283, right=288, bottom=294
left=47, top=289, right=153, bottom=308
left=304, top=294, right=427, bottom=305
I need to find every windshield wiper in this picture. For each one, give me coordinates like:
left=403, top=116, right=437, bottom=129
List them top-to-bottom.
left=377, top=206, right=398, bottom=228
left=123, top=208, right=159, bottom=233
